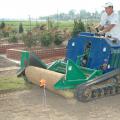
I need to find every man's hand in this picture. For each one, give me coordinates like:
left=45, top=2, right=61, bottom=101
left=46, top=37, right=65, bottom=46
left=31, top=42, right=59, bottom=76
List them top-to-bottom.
left=95, top=25, right=104, bottom=32
left=95, top=27, right=99, bottom=32
left=98, top=31, right=104, bottom=35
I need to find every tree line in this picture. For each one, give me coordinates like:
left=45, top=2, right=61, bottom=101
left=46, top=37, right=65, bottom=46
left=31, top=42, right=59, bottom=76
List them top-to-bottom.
left=39, top=9, right=120, bottom=21
left=39, top=9, right=101, bottom=21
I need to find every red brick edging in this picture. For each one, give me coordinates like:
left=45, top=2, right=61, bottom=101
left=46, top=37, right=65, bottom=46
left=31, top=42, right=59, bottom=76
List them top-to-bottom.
left=0, top=43, right=24, bottom=54
left=6, top=47, right=66, bottom=61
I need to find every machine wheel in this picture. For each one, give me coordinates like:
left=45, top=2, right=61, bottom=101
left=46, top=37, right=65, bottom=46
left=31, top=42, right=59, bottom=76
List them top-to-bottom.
left=75, top=85, right=92, bottom=102
left=106, top=86, right=112, bottom=95
left=116, top=86, right=120, bottom=94
left=99, top=88, right=105, bottom=97
left=93, top=89, right=100, bottom=98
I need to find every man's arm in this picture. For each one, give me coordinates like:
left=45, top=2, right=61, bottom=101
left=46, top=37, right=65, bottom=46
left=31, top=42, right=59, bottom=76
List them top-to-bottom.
left=95, top=24, right=104, bottom=32
left=96, top=24, right=104, bottom=31
left=98, top=24, right=115, bottom=34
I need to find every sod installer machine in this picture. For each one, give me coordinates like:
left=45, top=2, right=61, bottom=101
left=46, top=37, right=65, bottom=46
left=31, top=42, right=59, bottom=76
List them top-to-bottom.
left=17, top=32, right=120, bottom=102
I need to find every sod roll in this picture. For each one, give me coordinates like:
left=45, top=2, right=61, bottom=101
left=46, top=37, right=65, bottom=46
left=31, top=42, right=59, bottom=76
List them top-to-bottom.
left=25, top=66, right=74, bottom=98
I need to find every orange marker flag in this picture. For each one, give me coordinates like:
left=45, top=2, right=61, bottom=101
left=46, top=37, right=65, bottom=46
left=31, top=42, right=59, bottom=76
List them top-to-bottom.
left=39, top=79, right=46, bottom=87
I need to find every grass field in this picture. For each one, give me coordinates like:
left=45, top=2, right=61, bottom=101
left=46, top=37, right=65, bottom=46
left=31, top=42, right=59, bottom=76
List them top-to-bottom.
left=0, top=19, right=99, bottom=32
left=0, top=20, right=74, bottom=31
left=0, top=76, right=32, bottom=91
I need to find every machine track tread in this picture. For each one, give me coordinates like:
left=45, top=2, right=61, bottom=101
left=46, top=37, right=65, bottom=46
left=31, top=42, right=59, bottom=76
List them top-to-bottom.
left=76, top=69, right=120, bottom=102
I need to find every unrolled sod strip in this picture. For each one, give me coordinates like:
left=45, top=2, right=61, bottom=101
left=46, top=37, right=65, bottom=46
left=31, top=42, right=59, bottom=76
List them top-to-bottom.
left=25, top=66, right=74, bottom=98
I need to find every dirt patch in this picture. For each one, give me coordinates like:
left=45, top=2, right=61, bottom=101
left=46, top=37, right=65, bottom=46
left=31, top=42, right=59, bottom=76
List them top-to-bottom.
left=0, top=55, right=120, bottom=120
left=0, top=55, right=17, bottom=68
left=0, top=55, right=18, bottom=77
left=0, top=69, right=17, bottom=77
left=0, top=86, right=120, bottom=120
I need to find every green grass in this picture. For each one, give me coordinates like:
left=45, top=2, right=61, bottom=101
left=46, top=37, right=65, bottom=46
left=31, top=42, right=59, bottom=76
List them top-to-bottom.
left=0, top=20, right=74, bottom=31
left=0, top=20, right=99, bottom=32
left=0, top=20, right=45, bottom=31
left=57, top=21, right=74, bottom=30
left=0, top=76, right=32, bottom=91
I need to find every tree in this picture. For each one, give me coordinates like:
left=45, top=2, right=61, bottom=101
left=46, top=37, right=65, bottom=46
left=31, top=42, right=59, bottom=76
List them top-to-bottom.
left=68, top=9, right=76, bottom=20
left=79, top=10, right=87, bottom=19
left=118, top=10, right=120, bottom=20
left=94, top=11, right=100, bottom=19
left=47, top=17, right=54, bottom=30
left=72, top=19, right=85, bottom=37
left=0, top=21, right=5, bottom=29
left=19, top=23, right=24, bottom=33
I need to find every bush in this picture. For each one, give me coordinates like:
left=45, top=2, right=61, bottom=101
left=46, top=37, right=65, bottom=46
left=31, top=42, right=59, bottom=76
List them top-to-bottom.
left=72, top=19, right=85, bottom=37
left=0, top=21, right=5, bottom=29
left=19, top=23, right=24, bottom=33
left=40, top=31, right=53, bottom=47
left=3, top=32, right=9, bottom=37
left=22, top=32, right=38, bottom=48
left=54, top=32, right=63, bottom=45
left=8, top=35, right=18, bottom=43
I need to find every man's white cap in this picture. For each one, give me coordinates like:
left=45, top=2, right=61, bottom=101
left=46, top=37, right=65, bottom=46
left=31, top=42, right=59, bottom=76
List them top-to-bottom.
left=104, top=2, right=113, bottom=8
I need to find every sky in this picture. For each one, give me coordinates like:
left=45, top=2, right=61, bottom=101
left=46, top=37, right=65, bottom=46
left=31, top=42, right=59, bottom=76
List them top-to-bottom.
left=0, top=0, right=119, bottom=19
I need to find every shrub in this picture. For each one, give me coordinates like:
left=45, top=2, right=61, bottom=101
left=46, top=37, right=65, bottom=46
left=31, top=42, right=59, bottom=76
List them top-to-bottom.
left=72, top=19, right=85, bottom=37
left=0, top=21, right=5, bottom=29
left=19, top=23, right=24, bottom=33
left=40, top=31, right=53, bottom=47
left=3, top=32, right=9, bottom=37
left=22, top=32, right=38, bottom=48
left=54, top=32, right=63, bottom=45
left=8, top=35, right=18, bottom=43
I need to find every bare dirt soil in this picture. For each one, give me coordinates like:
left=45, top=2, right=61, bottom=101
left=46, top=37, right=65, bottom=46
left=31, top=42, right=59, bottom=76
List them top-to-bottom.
left=0, top=55, right=17, bottom=68
left=0, top=56, right=120, bottom=120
